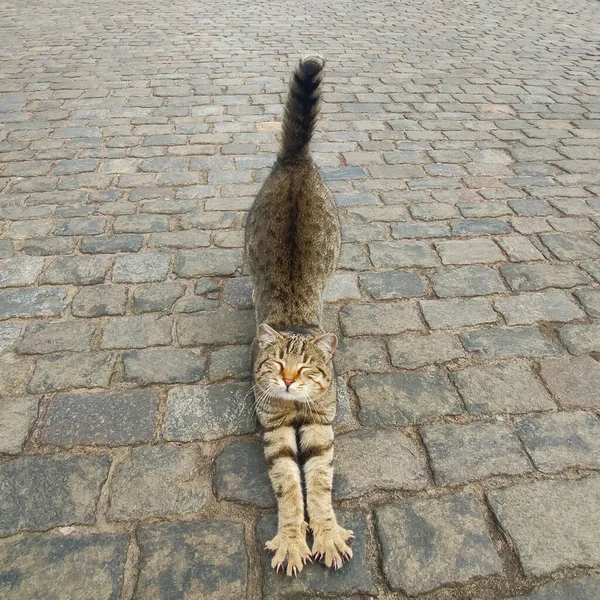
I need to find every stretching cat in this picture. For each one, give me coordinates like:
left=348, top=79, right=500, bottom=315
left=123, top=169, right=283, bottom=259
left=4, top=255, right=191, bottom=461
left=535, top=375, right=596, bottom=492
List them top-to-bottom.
left=245, top=55, right=352, bottom=577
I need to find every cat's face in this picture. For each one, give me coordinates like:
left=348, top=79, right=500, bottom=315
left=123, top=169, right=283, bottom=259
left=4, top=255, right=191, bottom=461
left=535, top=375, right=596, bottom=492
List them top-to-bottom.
left=253, top=323, right=337, bottom=402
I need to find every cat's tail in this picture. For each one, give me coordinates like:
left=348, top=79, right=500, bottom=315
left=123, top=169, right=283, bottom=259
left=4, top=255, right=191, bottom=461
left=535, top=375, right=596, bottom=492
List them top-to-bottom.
left=277, top=54, right=325, bottom=164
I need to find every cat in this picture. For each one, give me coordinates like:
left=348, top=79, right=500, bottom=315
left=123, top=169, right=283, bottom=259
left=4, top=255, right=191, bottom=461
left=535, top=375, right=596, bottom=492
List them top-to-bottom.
left=244, top=55, right=352, bottom=577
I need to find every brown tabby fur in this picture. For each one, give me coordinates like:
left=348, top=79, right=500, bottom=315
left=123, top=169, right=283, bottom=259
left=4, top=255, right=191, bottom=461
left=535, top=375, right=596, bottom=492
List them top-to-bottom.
left=244, top=55, right=352, bottom=576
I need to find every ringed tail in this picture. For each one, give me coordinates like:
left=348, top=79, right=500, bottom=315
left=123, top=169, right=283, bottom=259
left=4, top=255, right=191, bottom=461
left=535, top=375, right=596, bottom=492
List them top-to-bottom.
left=277, top=54, right=325, bottom=164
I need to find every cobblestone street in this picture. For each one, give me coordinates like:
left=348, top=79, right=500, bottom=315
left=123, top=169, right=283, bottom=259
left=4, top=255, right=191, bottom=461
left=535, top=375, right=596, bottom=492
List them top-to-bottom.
left=1, top=0, right=600, bottom=598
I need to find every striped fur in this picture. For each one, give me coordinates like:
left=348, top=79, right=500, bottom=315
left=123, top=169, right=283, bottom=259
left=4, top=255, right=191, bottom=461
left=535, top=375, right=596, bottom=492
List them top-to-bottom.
left=245, top=56, right=350, bottom=576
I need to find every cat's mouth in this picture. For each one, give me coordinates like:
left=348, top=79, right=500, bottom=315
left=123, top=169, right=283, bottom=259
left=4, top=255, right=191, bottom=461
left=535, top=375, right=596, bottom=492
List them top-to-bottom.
left=256, top=383, right=311, bottom=403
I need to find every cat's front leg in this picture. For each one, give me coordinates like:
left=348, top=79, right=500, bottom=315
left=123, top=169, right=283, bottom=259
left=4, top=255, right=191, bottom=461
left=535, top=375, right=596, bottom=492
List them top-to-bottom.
left=300, top=423, right=354, bottom=569
left=264, top=425, right=311, bottom=576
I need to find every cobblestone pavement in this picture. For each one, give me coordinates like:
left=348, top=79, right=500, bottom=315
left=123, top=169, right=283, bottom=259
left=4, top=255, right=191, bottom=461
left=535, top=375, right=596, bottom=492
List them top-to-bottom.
left=1, top=0, right=600, bottom=598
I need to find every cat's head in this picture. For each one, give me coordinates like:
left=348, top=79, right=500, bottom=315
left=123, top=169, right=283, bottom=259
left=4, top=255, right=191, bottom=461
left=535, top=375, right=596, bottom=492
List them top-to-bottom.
left=253, top=323, right=337, bottom=402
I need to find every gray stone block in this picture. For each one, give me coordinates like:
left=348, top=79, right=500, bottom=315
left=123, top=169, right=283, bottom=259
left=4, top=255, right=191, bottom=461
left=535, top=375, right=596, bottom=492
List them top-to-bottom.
left=451, top=219, right=511, bottom=235
left=540, top=233, right=600, bottom=260
left=80, top=234, right=143, bottom=254
left=497, top=236, right=545, bottom=262
left=436, top=238, right=505, bottom=264
left=369, top=241, right=440, bottom=268
left=338, top=243, right=372, bottom=270
left=174, top=249, right=242, bottom=277
left=113, top=252, right=169, bottom=283
left=39, top=255, right=111, bottom=285
left=0, top=257, right=44, bottom=288
left=501, top=263, right=591, bottom=291
left=432, top=265, right=506, bottom=297
left=359, top=271, right=427, bottom=299
left=323, top=273, right=361, bottom=302
left=223, top=276, right=254, bottom=309
left=132, top=281, right=185, bottom=313
left=72, top=284, right=128, bottom=317
left=0, top=287, right=68, bottom=319
left=575, top=289, right=600, bottom=318
left=495, top=290, right=585, bottom=325
left=421, top=297, right=497, bottom=329
left=340, top=301, right=423, bottom=336
left=178, top=310, right=254, bottom=345
left=101, top=315, right=172, bottom=349
left=18, top=320, right=94, bottom=354
left=558, top=322, right=600, bottom=354
left=0, top=324, right=20, bottom=355
left=461, top=327, right=560, bottom=358
left=388, top=332, right=466, bottom=368
left=334, top=337, right=390, bottom=373
left=209, top=345, right=251, bottom=381
left=123, top=348, right=205, bottom=384
left=29, top=352, right=116, bottom=393
left=539, top=356, right=600, bottom=408
left=451, top=362, right=554, bottom=414
left=351, top=373, right=462, bottom=426
left=163, top=382, right=256, bottom=441
left=41, top=388, right=157, bottom=446
left=0, top=395, right=39, bottom=454
left=516, top=412, right=600, bottom=473
left=422, top=422, right=532, bottom=485
left=334, top=429, right=428, bottom=499
left=214, top=442, right=274, bottom=507
left=108, top=445, right=208, bottom=519
left=0, top=453, right=110, bottom=535
left=487, top=477, right=600, bottom=576
left=376, top=494, right=502, bottom=595
left=258, top=511, right=374, bottom=598
left=137, top=521, right=247, bottom=600
left=0, top=532, right=128, bottom=600
left=508, top=577, right=600, bottom=600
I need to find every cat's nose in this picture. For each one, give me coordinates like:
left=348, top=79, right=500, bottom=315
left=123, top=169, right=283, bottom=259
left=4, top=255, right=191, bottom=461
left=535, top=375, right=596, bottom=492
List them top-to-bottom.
left=282, top=377, right=294, bottom=389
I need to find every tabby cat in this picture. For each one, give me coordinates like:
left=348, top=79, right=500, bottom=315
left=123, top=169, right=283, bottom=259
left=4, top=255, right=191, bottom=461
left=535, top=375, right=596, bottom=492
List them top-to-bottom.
left=245, top=55, right=352, bottom=576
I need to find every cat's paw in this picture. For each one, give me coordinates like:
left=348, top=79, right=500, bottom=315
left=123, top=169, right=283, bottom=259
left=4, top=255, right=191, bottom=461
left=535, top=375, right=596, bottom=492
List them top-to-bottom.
left=310, top=522, right=354, bottom=570
left=265, top=523, right=311, bottom=577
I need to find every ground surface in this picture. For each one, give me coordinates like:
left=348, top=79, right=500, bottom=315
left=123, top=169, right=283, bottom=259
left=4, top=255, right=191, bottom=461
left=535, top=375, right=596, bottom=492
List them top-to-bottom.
left=1, top=0, right=600, bottom=598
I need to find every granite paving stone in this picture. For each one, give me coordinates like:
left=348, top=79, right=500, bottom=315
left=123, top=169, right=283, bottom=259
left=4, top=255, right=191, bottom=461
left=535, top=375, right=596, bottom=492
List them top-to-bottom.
left=436, top=238, right=505, bottom=264
left=369, top=240, right=441, bottom=268
left=112, top=252, right=170, bottom=283
left=39, top=255, right=111, bottom=285
left=0, top=257, right=44, bottom=288
left=501, top=263, right=592, bottom=291
left=432, top=265, right=506, bottom=297
left=358, top=270, right=427, bottom=298
left=132, top=281, right=186, bottom=313
left=71, top=284, right=128, bottom=317
left=0, top=287, right=68, bottom=320
left=574, top=288, right=600, bottom=317
left=494, top=290, right=586, bottom=325
left=421, top=297, right=498, bottom=328
left=339, top=301, right=423, bottom=336
left=177, top=310, right=254, bottom=345
left=101, top=315, right=172, bottom=349
left=17, top=320, right=95, bottom=354
left=558, top=322, right=600, bottom=354
left=460, top=327, right=560, bottom=358
left=388, top=332, right=466, bottom=368
left=334, top=337, right=390, bottom=373
left=209, top=345, right=251, bottom=381
left=123, top=348, right=206, bottom=384
left=28, top=351, right=116, bottom=393
left=539, top=355, right=600, bottom=407
left=451, top=362, right=554, bottom=414
left=351, top=373, right=462, bottom=426
left=163, top=382, right=255, bottom=441
left=41, top=388, right=157, bottom=446
left=0, top=395, right=39, bottom=454
left=515, top=411, right=600, bottom=472
left=422, top=422, right=533, bottom=485
left=333, top=429, right=428, bottom=499
left=214, top=441, right=274, bottom=507
left=108, top=445, right=208, bottom=519
left=0, top=453, right=110, bottom=535
left=487, top=477, right=600, bottom=576
left=376, top=494, right=502, bottom=595
left=259, top=511, right=374, bottom=598
left=137, top=521, right=247, bottom=600
left=0, top=532, right=128, bottom=600
left=507, top=577, right=600, bottom=600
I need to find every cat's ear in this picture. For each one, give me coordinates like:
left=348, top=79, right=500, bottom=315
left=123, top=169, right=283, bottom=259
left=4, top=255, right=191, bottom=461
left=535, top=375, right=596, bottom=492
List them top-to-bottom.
left=257, top=323, right=281, bottom=348
left=313, top=333, right=338, bottom=358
